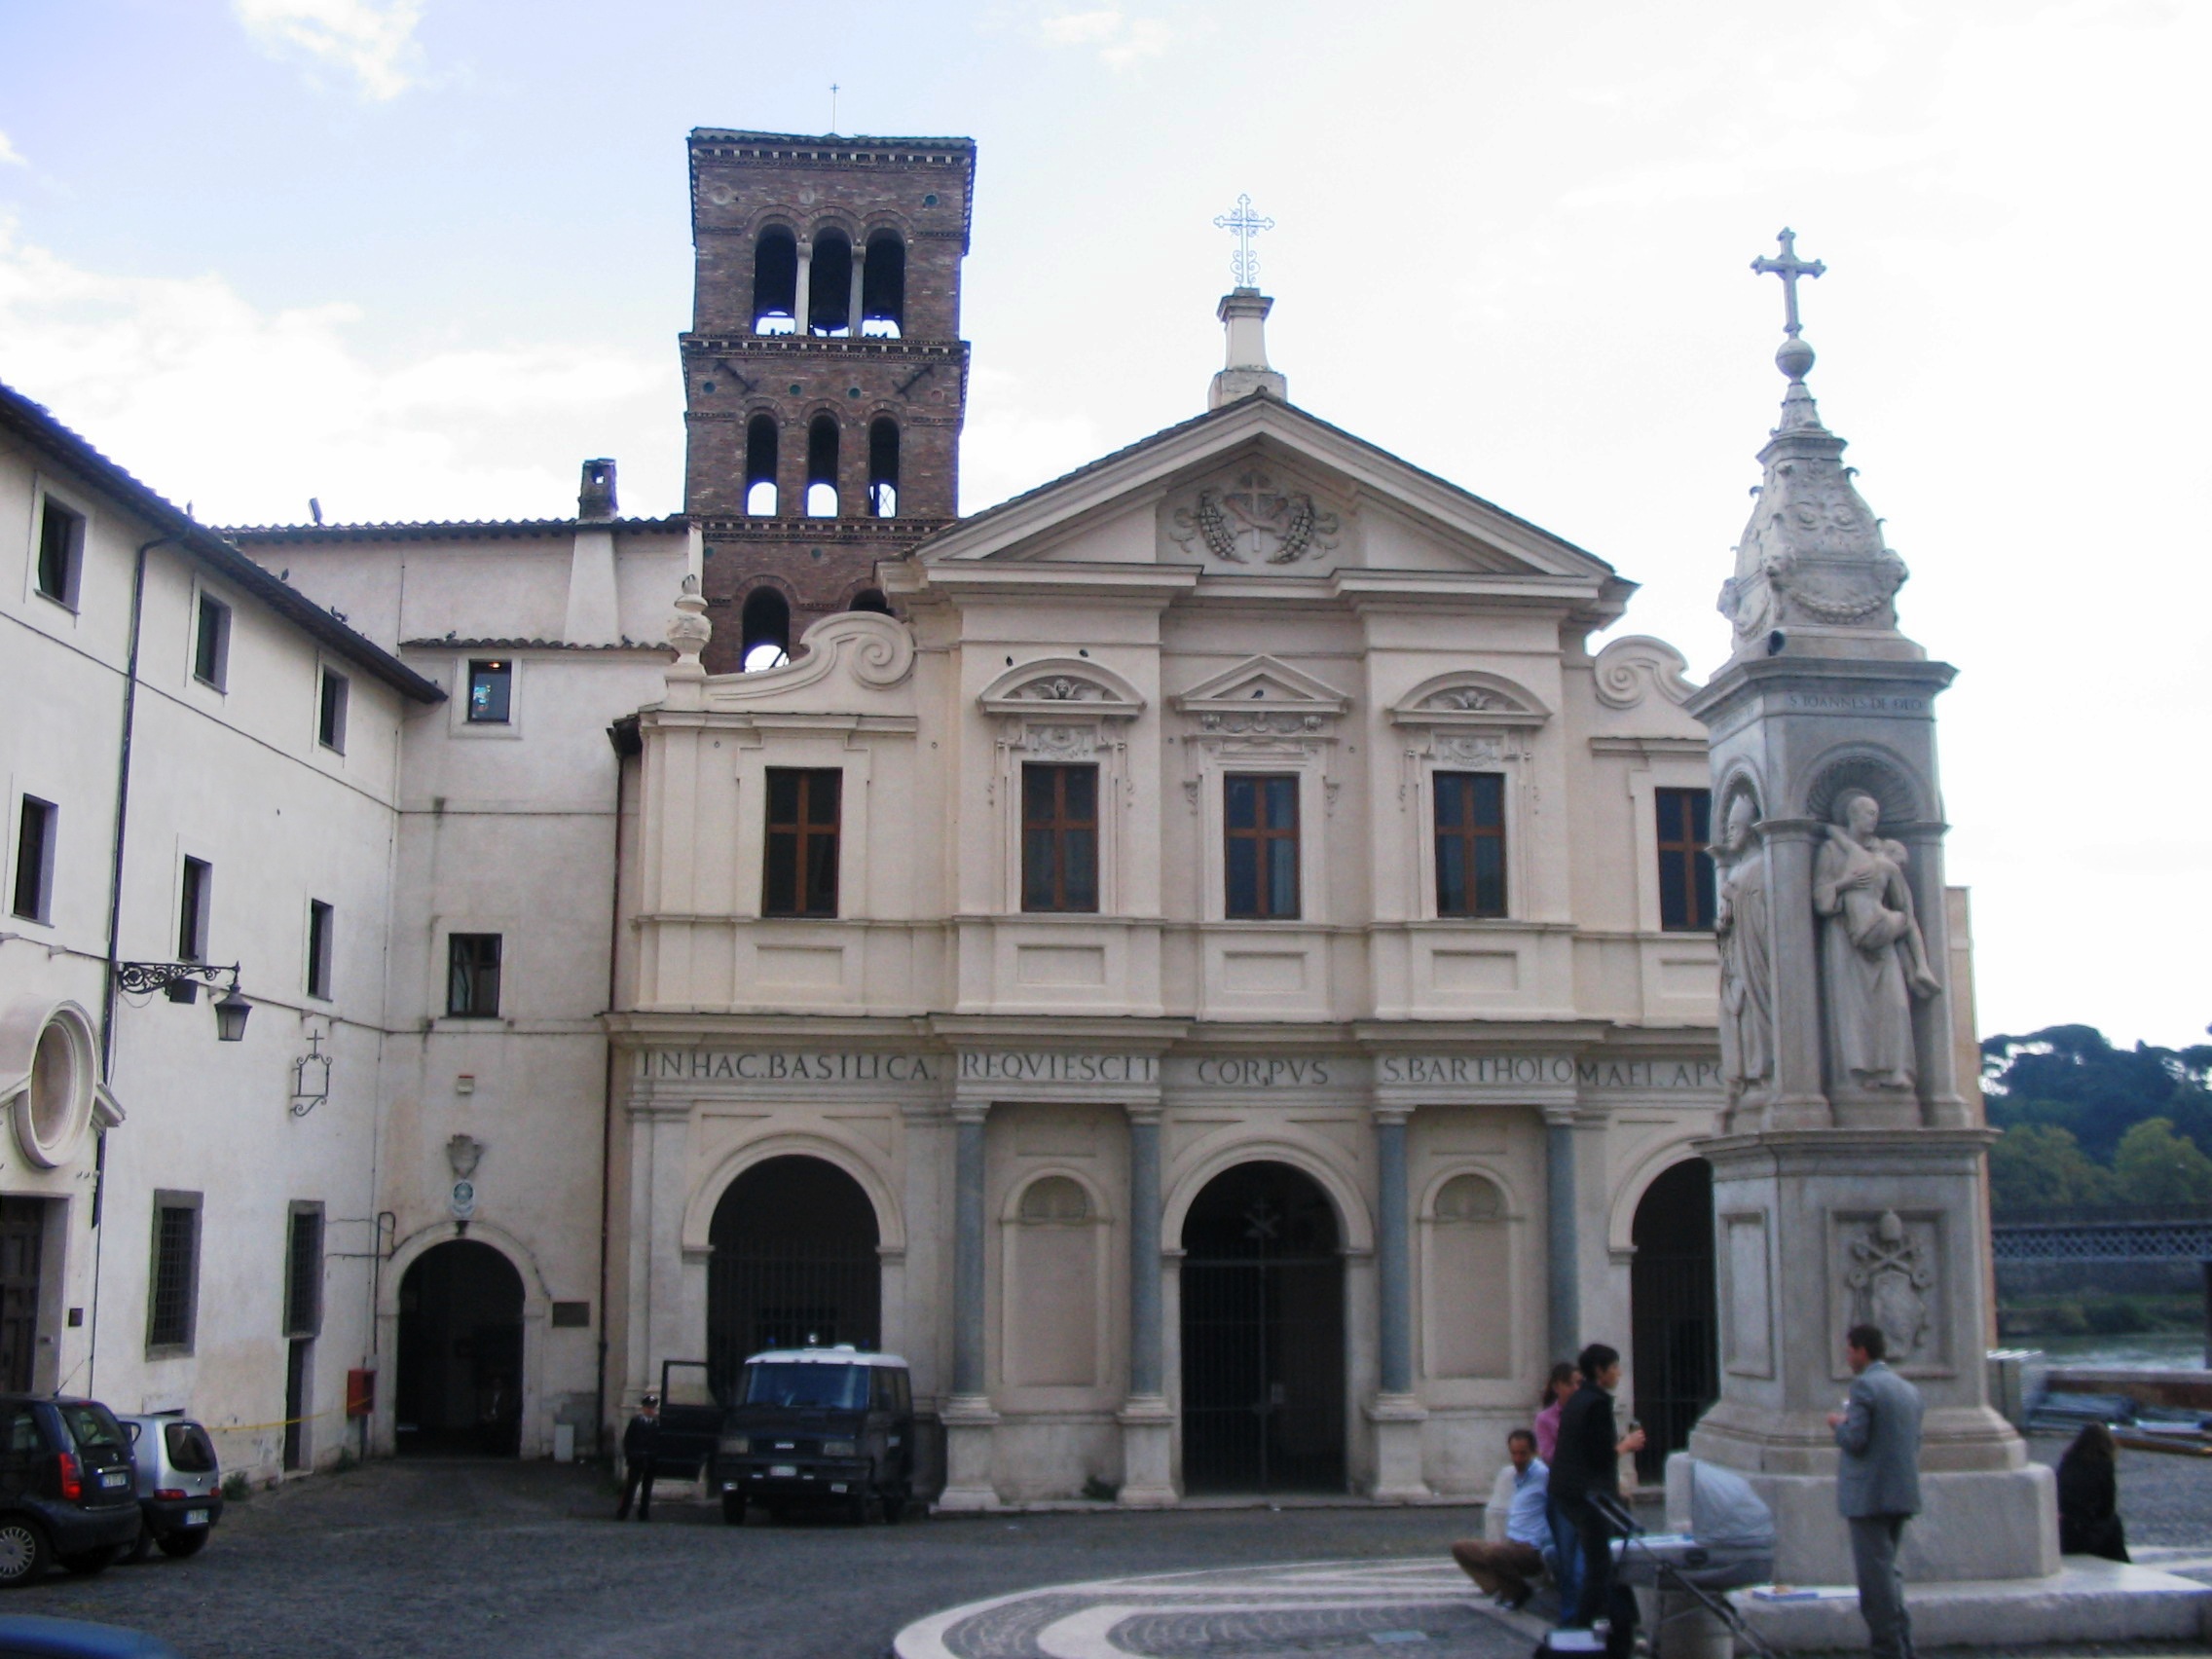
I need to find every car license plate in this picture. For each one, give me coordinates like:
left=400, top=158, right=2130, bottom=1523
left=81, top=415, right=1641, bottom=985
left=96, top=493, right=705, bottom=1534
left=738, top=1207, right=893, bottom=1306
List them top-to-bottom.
left=769, top=1463, right=796, bottom=1478
left=99, top=1471, right=128, bottom=1489
left=185, top=1508, right=209, bottom=1527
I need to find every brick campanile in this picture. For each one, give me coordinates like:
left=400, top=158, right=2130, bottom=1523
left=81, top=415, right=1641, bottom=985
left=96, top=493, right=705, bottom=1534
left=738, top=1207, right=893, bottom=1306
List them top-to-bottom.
left=683, top=129, right=976, bottom=673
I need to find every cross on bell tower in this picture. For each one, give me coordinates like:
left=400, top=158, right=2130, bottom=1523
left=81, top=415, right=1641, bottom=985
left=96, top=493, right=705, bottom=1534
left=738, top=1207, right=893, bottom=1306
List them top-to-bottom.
left=1212, top=193, right=1274, bottom=290
left=1751, top=227, right=1826, bottom=384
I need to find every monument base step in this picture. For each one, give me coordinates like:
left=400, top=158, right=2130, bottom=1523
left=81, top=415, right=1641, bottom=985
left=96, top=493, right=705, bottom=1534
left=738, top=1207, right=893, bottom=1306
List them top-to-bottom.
left=1728, top=1558, right=2209, bottom=1651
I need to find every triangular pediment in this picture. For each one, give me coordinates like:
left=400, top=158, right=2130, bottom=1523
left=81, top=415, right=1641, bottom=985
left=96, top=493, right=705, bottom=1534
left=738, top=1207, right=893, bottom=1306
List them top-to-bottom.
left=904, top=397, right=1626, bottom=613
left=1174, top=654, right=1350, bottom=717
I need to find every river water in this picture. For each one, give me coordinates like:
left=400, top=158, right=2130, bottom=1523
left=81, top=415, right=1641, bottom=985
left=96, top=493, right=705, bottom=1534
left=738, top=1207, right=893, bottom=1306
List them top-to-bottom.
left=2016, top=1330, right=2206, bottom=1370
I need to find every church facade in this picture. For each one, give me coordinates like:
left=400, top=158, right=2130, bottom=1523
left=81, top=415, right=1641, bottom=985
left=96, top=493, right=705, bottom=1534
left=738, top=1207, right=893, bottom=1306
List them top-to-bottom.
left=4, top=128, right=1988, bottom=1503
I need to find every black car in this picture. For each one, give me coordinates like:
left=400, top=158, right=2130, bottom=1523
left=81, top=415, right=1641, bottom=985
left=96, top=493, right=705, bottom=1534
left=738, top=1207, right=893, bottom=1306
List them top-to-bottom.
left=712, top=1347, right=916, bottom=1525
left=0, top=1398, right=142, bottom=1587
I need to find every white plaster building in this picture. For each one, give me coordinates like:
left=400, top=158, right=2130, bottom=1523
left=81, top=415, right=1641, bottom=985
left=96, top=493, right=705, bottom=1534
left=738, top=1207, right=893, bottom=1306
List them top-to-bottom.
left=9, top=131, right=1997, bottom=1510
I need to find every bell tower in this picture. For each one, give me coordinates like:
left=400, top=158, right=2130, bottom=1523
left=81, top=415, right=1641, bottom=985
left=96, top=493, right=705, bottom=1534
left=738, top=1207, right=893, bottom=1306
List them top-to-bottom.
left=682, top=129, right=975, bottom=673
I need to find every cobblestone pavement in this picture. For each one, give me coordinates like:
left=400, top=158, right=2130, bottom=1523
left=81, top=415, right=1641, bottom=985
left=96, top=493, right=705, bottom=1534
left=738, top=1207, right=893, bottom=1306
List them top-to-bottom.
left=8, top=1441, right=2205, bottom=1658
left=11, top=1461, right=1497, bottom=1659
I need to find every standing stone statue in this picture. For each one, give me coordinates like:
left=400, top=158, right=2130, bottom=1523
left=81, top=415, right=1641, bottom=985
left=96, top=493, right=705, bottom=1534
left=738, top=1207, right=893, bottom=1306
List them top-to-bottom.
left=1812, top=790, right=1939, bottom=1093
left=1713, top=793, right=1774, bottom=1108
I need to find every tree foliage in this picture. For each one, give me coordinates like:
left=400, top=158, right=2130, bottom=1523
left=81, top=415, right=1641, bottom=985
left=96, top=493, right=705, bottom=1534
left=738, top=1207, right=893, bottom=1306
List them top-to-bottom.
left=1981, top=1024, right=2212, bottom=1211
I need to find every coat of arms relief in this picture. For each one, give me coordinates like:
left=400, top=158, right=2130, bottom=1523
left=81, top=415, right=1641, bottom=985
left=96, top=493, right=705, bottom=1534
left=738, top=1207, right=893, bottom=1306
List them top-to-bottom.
left=1171, top=468, right=1340, bottom=565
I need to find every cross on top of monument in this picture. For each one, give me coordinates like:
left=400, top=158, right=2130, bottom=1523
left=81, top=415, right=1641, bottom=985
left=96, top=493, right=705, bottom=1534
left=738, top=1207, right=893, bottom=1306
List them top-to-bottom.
left=1213, top=194, right=1274, bottom=289
left=1752, top=228, right=1825, bottom=339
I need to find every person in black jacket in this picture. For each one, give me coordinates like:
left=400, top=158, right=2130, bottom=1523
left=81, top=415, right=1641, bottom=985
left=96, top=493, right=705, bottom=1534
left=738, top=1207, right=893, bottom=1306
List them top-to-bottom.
left=1546, top=1343, right=1645, bottom=1631
left=614, top=1394, right=660, bottom=1522
left=2055, top=1422, right=2128, bottom=1562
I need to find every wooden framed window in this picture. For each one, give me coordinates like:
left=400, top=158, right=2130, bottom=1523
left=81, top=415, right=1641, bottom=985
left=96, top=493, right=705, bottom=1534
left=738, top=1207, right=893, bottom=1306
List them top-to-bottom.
left=34, top=497, right=83, bottom=608
left=193, top=592, right=230, bottom=689
left=466, top=659, right=511, bottom=723
left=317, top=667, right=350, bottom=753
left=1021, top=763, right=1098, bottom=912
left=762, top=768, right=841, bottom=917
left=1434, top=772, right=1507, bottom=918
left=1224, top=774, right=1300, bottom=919
left=1656, top=788, right=1716, bottom=931
left=12, top=796, right=55, bottom=924
left=177, top=857, right=211, bottom=961
left=306, top=900, right=335, bottom=1000
left=446, top=932, right=502, bottom=1016
left=147, top=1191, right=203, bottom=1355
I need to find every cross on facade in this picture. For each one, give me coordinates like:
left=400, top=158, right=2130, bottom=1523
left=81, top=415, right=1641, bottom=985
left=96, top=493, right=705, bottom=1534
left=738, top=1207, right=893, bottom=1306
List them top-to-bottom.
left=1213, top=194, right=1275, bottom=288
left=1751, top=227, right=1826, bottom=338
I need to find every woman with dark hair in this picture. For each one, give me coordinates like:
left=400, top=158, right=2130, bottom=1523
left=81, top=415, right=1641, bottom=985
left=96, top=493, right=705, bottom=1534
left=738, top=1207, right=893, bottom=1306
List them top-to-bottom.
left=1533, top=1361, right=1578, bottom=1464
left=2055, top=1423, right=2129, bottom=1562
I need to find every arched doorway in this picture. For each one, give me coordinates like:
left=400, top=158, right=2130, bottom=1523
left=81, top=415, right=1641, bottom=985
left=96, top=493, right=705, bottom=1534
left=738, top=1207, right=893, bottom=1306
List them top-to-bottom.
left=709, top=1157, right=880, bottom=1393
left=1630, top=1158, right=1717, bottom=1480
left=1180, top=1161, right=1346, bottom=1493
left=394, top=1239, right=524, bottom=1456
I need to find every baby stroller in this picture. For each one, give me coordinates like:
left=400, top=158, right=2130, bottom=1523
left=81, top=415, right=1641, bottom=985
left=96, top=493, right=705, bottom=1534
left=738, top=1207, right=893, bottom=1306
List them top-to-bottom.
left=1591, top=1460, right=1780, bottom=1659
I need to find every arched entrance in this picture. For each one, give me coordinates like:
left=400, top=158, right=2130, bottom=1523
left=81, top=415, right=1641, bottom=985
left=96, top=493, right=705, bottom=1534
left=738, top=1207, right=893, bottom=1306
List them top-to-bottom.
left=709, top=1156, right=880, bottom=1391
left=1630, top=1158, right=1717, bottom=1480
left=1180, top=1161, right=1346, bottom=1493
left=394, top=1239, right=524, bottom=1456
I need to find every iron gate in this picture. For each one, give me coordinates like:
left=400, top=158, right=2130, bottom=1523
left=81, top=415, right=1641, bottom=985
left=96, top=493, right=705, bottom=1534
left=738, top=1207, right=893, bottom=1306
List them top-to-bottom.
left=707, top=1157, right=881, bottom=1399
left=1630, top=1160, right=1716, bottom=1481
left=1181, top=1162, right=1346, bottom=1493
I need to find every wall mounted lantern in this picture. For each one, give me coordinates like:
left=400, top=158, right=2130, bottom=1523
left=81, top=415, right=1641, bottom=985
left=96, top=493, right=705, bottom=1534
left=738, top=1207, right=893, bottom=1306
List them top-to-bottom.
left=116, top=962, right=253, bottom=1043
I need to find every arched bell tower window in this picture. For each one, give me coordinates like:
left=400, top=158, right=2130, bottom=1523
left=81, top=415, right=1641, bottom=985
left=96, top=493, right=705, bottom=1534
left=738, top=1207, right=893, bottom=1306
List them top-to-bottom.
left=752, top=227, right=798, bottom=336
left=808, top=230, right=853, bottom=337
left=861, top=232, right=905, bottom=339
left=744, top=415, right=779, bottom=517
left=805, top=417, right=840, bottom=518
left=867, top=418, right=900, bottom=519
left=739, top=588, right=792, bottom=673
left=849, top=588, right=891, bottom=615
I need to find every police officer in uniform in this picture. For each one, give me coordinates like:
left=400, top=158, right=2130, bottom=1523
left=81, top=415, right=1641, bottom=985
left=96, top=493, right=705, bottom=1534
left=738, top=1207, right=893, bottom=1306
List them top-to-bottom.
left=615, top=1394, right=660, bottom=1521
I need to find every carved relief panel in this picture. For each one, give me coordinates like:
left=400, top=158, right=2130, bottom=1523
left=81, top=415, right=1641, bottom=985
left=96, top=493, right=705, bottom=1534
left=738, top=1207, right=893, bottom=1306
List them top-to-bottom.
left=1828, top=1207, right=1949, bottom=1377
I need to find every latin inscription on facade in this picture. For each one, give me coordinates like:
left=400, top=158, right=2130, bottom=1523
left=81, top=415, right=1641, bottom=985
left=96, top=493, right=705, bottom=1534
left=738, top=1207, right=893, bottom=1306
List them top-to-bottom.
left=1784, top=692, right=1926, bottom=715
left=643, top=1050, right=940, bottom=1083
left=958, top=1052, right=1158, bottom=1085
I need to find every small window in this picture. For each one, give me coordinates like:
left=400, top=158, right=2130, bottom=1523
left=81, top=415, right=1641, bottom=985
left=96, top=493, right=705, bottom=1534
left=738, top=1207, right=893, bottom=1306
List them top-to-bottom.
left=752, top=226, right=799, bottom=334
left=745, top=414, right=780, bottom=517
left=805, top=416, right=839, bottom=518
left=866, top=418, right=900, bottom=519
left=34, top=497, right=84, bottom=608
left=740, top=589, right=792, bottom=673
left=193, top=592, right=231, bottom=689
left=466, top=660, right=511, bottom=723
left=317, top=667, right=350, bottom=753
left=1021, top=764, right=1098, bottom=913
left=761, top=768, right=841, bottom=918
left=1434, top=772, right=1507, bottom=918
left=1224, top=774, right=1300, bottom=919
left=1656, top=788, right=1716, bottom=931
left=11, top=796, right=55, bottom=923
left=177, top=857, right=212, bottom=962
left=306, top=900, right=334, bottom=1000
left=447, top=933, right=502, bottom=1017
left=147, top=1192, right=203, bottom=1355
left=284, top=1205, right=323, bottom=1339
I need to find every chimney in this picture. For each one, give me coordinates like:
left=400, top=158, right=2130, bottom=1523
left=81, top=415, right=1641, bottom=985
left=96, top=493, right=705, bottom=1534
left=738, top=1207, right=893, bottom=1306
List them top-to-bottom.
left=578, top=458, right=617, bottom=521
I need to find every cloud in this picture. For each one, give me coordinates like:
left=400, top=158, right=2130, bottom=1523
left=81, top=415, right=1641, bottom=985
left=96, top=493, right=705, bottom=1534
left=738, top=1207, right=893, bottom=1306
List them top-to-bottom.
left=233, top=0, right=428, bottom=101
left=1035, top=7, right=1173, bottom=68
left=0, top=131, right=24, bottom=168
left=0, top=221, right=680, bottom=523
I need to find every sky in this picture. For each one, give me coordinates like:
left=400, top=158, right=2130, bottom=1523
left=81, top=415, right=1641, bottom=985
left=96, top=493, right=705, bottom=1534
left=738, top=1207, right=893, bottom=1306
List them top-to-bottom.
left=2, top=0, right=2205, bottom=1052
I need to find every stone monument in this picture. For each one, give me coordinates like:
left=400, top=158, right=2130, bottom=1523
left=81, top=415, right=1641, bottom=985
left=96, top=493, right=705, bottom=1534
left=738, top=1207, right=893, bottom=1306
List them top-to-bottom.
left=1679, top=232, right=2056, bottom=1585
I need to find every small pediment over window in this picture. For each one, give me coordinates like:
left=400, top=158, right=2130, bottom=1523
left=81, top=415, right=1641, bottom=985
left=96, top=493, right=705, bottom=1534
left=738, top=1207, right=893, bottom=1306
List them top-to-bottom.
left=1173, top=653, right=1351, bottom=720
left=978, top=656, right=1145, bottom=719
left=1389, top=671, right=1549, bottom=730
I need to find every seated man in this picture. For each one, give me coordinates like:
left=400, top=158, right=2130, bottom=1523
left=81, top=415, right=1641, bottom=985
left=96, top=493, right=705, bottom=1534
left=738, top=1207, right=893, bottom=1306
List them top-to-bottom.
left=1452, top=1428, right=1555, bottom=1611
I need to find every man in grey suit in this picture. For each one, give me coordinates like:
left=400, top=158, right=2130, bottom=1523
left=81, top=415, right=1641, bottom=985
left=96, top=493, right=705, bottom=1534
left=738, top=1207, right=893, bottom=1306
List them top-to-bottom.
left=1826, top=1322, right=1924, bottom=1659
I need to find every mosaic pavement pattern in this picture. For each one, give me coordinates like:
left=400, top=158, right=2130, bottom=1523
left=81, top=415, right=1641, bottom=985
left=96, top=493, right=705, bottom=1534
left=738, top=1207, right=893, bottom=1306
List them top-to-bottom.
left=893, top=1559, right=1539, bottom=1659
